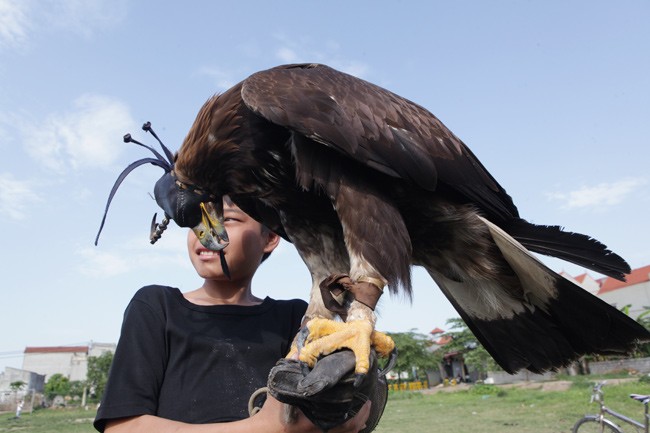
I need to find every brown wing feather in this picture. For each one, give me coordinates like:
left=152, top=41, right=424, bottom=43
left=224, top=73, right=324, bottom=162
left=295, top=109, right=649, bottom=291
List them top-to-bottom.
left=241, top=63, right=519, bottom=221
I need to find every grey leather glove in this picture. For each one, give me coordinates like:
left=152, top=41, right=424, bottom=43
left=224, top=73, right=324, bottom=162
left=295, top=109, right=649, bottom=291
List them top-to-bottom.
left=267, top=349, right=396, bottom=432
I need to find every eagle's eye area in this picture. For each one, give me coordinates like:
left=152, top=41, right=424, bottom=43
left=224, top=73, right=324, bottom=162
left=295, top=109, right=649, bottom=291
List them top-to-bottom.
left=153, top=171, right=215, bottom=228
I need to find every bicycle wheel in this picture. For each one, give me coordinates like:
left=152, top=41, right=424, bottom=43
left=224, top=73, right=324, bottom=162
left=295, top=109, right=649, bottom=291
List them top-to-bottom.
left=572, top=415, right=622, bottom=433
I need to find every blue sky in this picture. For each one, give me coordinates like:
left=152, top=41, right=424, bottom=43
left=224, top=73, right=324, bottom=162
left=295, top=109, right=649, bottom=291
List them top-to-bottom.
left=1, top=0, right=649, bottom=372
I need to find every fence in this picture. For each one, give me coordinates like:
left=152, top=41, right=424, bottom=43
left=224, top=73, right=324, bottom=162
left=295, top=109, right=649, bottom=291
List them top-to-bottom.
left=486, top=356, right=650, bottom=385
left=587, top=357, right=650, bottom=375
left=388, top=380, right=429, bottom=391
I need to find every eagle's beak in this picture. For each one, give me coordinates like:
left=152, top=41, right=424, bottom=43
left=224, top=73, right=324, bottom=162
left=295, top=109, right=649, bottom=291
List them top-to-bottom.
left=192, top=202, right=229, bottom=251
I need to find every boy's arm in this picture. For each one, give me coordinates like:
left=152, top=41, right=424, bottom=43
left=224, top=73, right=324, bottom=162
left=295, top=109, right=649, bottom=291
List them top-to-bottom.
left=105, top=395, right=371, bottom=433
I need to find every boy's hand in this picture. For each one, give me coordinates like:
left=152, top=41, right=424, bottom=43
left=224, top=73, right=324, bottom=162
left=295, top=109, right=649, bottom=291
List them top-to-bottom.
left=267, top=350, right=389, bottom=432
left=258, top=395, right=370, bottom=433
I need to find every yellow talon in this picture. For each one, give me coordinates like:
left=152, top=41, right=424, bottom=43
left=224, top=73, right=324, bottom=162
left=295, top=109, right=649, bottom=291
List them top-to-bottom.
left=294, top=318, right=395, bottom=374
left=371, top=329, right=396, bottom=358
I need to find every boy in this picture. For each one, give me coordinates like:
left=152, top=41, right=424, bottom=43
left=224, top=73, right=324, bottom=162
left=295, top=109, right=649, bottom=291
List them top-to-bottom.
left=94, top=197, right=370, bottom=432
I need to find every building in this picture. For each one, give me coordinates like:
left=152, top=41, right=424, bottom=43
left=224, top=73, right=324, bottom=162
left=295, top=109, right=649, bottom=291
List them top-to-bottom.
left=564, top=264, right=650, bottom=318
left=597, top=265, right=650, bottom=318
left=561, top=272, right=602, bottom=296
left=21, top=342, right=116, bottom=382
left=0, top=367, right=45, bottom=411
left=0, top=367, right=45, bottom=394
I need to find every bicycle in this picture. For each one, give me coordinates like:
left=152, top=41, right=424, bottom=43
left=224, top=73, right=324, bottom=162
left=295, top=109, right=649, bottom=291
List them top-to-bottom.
left=572, top=381, right=649, bottom=433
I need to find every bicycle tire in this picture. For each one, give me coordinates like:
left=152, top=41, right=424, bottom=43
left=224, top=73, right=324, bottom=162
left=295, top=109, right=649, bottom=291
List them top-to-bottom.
left=572, top=415, right=622, bottom=433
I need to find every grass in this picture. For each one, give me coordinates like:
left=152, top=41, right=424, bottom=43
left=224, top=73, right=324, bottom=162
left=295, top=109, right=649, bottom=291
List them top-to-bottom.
left=1, top=377, right=647, bottom=432
left=375, top=378, right=647, bottom=433
left=1, top=406, right=95, bottom=433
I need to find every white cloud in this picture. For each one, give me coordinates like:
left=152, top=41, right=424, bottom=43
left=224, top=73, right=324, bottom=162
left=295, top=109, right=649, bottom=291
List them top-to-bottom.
left=0, top=0, right=29, bottom=48
left=0, top=0, right=125, bottom=49
left=44, top=0, right=127, bottom=38
left=272, top=36, right=370, bottom=79
left=196, top=39, right=370, bottom=92
left=276, top=46, right=299, bottom=63
left=329, top=60, right=369, bottom=79
left=195, top=66, right=238, bottom=91
left=22, top=94, right=136, bottom=173
left=0, top=172, right=42, bottom=220
left=547, top=177, right=647, bottom=210
left=84, top=228, right=192, bottom=278
left=77, top=247, right=131, bottom=277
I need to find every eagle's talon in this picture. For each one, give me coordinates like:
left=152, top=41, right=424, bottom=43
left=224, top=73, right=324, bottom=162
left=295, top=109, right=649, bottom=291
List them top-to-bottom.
left=296, top=318, right=394, bottom=376
left=296, top=326, right=310, bottom=351
left=370, top=330, right=397, bottom=358
left=300, top=361, right=311, bottom=377
left=353, top=373, right=366, bottom=388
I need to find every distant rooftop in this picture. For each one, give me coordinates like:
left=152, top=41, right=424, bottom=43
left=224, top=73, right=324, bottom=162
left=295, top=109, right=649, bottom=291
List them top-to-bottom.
left=598, top=264, right=650, bottom=295
left=24, top=346, right=88, bottom=354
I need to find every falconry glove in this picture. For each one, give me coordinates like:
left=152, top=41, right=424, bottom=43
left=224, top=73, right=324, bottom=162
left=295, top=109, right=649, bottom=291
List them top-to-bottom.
left=267, top=349, right=396, bottom=432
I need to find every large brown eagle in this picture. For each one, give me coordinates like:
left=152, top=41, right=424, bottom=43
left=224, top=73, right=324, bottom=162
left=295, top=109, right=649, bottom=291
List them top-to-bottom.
left=98, top=63, right=649, bottom=377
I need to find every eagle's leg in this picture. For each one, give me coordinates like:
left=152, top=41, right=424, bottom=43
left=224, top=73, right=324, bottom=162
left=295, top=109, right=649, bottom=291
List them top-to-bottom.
left=291, top=180, right=408, bottom=374
left=282, top=220, right=346, bottom=360
left=281, top=224, right=395, bottom=374
left=285, top=275, right=336, bottom=360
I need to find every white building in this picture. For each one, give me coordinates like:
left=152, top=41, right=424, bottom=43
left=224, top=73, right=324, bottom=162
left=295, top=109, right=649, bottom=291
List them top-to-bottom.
left=565, top=264, right=650, bottom=318
left=597, top=265, right=650, bottom=318
left=561, top=271, right=602, bottom=296
left=21, top=342, right=116, bottom=382
left=0, top=367, right=46, bottom=411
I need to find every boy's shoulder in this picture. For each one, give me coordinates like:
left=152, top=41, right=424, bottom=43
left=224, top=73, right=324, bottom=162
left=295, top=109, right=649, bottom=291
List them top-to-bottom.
left=132, top=284, right=179, bottom=303
left=271, top=297, right=308, bottom=313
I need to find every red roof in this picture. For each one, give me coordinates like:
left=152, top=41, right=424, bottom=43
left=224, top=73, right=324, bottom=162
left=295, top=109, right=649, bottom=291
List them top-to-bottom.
left=598, top=265, right=650, bottom=295
left=574, top=273, right=588, bottom=283
left=430, top=327, right=445, bottom=334
left=24, top=346, right=88, bottom=354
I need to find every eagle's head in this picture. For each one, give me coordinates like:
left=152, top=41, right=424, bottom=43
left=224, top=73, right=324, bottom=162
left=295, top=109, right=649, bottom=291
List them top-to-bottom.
left=95, top=122, right=230, bottom=255
left=152, top=170, right=229, bottom=252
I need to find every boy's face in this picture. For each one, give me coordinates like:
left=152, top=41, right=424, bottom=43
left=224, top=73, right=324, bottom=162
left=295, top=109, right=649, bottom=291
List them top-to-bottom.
left=187, top=198, right=279, bottom=282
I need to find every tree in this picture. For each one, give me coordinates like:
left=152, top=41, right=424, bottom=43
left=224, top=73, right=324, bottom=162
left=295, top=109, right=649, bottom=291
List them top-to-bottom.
left=628, top=305, right=650, bottom=357
left=439, top=318, right=501, bottom=375
left=387, top=330, right=437, bottom=381
left=87, top=351, right=113, bottom=400
left=44, top=374, right=71, bottom=400
left=69, top=380, right=86, bottom=399
left=9, top=381, right=26, bottom=403
left=10, top=381, right=26, bottom=393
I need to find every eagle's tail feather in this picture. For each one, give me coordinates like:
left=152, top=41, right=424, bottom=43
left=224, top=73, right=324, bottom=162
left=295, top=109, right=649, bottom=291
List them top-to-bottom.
left=424, top=218, right=649, bottom=374
left=503, top=218, right=630, bottom=281
left=431, top=273, right=650, bottom=374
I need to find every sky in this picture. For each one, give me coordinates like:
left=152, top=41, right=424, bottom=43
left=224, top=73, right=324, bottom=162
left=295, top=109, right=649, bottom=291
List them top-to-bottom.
left=1, top=0, right=649, bottom=372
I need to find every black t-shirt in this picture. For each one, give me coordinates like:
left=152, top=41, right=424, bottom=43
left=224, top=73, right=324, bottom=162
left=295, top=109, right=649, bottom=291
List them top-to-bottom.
left=94, top=285, right=307, bottom=432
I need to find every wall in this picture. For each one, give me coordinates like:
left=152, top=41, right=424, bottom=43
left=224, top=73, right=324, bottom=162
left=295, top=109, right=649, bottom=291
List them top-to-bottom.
left=599, top=281, right=650, bottom=318
left=22, top=351, right=88, bottom=381
left=486, top=357, right=650, bottom=384
left=587, top=357, right=650, bottom=375
left=0, top=367, right=45, bottom=411
left=486, top=370, right=555, bottom=385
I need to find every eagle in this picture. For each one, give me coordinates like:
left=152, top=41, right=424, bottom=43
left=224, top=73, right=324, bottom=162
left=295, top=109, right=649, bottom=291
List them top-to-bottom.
left=98, top=63, right=649, bottom=378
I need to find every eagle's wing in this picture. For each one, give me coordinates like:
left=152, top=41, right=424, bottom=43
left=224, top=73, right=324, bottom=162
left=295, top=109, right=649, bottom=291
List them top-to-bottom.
left=240, top=63, right=517, bottom=221
left=428, top=216, right=649, bottom=373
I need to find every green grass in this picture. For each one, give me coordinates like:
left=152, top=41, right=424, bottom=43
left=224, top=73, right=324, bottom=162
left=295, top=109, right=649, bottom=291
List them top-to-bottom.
left=2, top=378, right=647, bottom=432
left=375, top=379, right=648, bottom=433
left=1, top=407, right=95, bottom=433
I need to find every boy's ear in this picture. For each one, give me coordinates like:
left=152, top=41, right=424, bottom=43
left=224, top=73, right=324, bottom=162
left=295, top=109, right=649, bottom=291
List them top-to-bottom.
left=263, top=230, right=281, bottom=253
